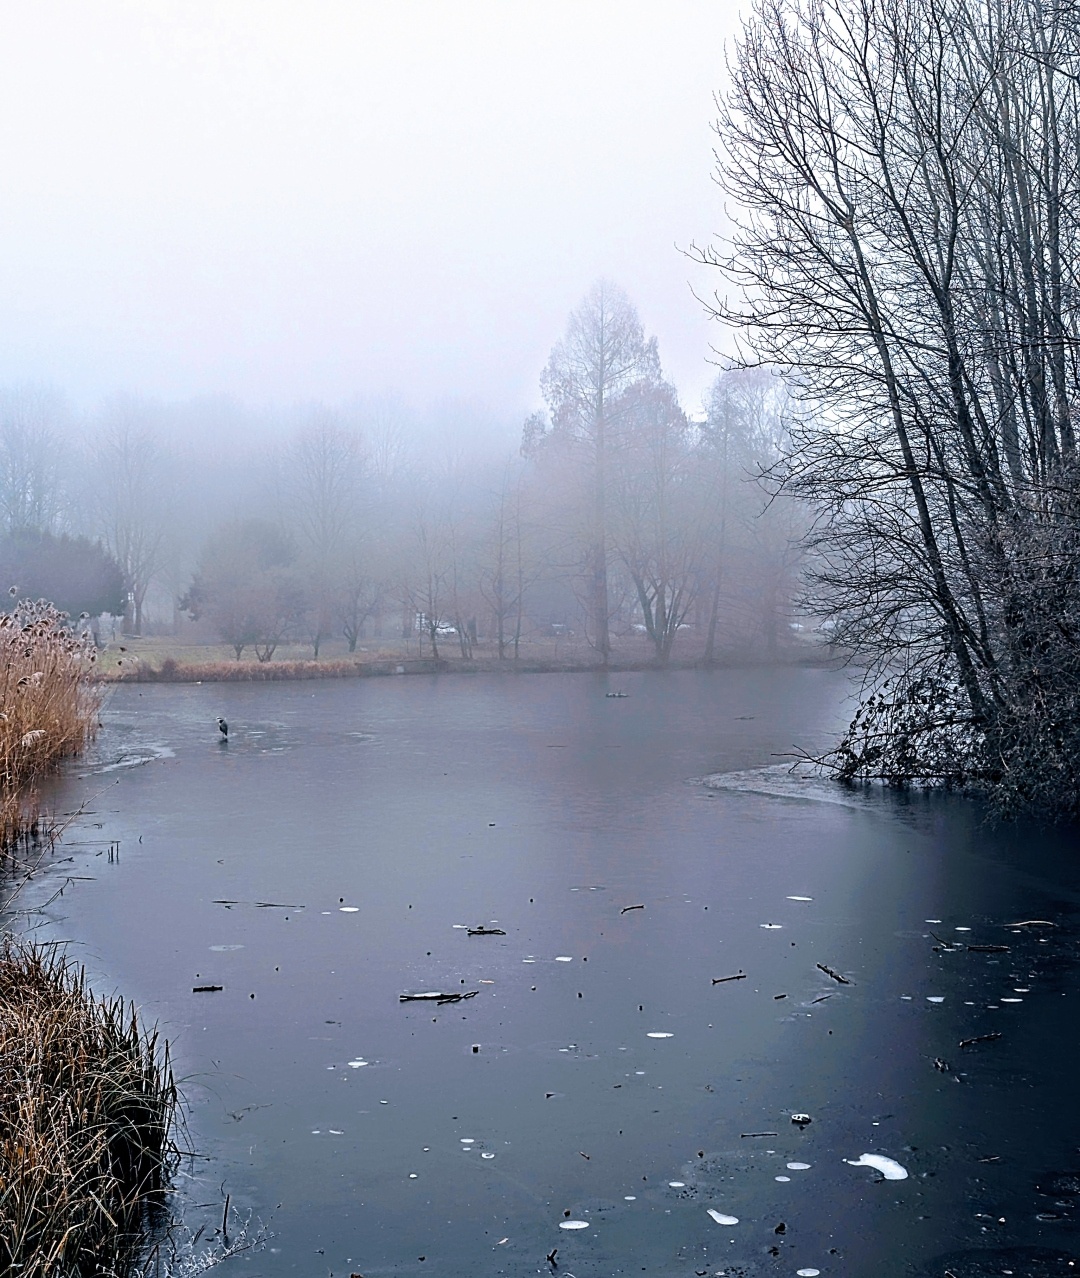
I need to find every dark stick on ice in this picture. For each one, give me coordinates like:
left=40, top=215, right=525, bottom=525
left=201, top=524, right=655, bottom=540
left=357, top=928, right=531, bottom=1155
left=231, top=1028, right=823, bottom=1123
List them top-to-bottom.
left=620, top=904, right=645, bottom=914
left=467, top=926, right=506, bottom=936
left=967, top=944, right=1010, bottom=953
left=816, top=963, right=852, bottom=984
left=712, top=971, right=746, bottom=984
left=193, top=985, right=223, bottom=993
left=399, top=990, right=479, bottom=1004
left=960, top=1031, right=1003, bottom=1048
left=740, top=1131, right=778, bottom=1138
left=222, top=1193, right=230, bottom=1239
left=546, top=1248, right=558, bottom=1266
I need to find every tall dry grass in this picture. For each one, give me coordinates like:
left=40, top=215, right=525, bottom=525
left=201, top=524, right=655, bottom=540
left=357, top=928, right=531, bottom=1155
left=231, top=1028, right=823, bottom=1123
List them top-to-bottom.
left=0, top=598, right=100, bottom=849
left=0, top=940, right=176, bottom=1277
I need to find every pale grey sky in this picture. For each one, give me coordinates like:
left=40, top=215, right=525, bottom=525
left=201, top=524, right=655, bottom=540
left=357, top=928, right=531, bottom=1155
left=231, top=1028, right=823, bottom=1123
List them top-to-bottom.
left=0, top=2, right=742, bottom=420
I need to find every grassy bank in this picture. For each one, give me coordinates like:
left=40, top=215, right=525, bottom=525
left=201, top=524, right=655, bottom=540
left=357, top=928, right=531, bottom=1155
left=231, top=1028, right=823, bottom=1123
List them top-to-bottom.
left=0, top=599, right=100, bottom=849
left=0, top=601, right=178, bottom=1275
left=96, top=633, right=832, bottom=684
left=0, top=941, right=176, bottom=1277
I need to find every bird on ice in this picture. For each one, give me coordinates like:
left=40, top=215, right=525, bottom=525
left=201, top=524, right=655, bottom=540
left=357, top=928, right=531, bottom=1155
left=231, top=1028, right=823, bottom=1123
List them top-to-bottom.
left=216, top=717, right=228, bottom=739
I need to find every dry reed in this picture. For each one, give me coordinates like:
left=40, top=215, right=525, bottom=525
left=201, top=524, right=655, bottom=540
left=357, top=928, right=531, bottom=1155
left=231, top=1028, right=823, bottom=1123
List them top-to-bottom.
left=0, top=598, right=100, bottom=849
left=0, top=940, right=176, bottom=1277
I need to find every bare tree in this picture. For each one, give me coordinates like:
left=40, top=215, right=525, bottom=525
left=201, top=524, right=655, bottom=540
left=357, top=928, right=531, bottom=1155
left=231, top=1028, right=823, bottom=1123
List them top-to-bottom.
left=703, top=0, right=1080, bottom=814
left=525, top=281, right=662, bottom=663
left=609, top=382, right=704, bottom=663
left=0, top=385, right=68, bottom=534
left=91, top=397, right=174, bottom=634
left=278, top=410, right=364, bottom=657
left=478, top=461, right=541, bottom=660
left=182, top=519, right=303, bottom=661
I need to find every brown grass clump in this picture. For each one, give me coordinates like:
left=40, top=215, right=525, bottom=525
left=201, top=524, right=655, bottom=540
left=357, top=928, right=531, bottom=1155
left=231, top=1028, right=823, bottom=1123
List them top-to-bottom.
left=0, top=598, right=100, bottom=848
left=104, top=657, right=398, bottom=683
left=0, top=940, right=176, bottom=1277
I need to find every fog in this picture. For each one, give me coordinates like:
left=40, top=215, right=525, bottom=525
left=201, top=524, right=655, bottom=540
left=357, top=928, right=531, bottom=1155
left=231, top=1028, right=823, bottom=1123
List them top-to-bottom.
left=0, top=2, right=740, bottom=417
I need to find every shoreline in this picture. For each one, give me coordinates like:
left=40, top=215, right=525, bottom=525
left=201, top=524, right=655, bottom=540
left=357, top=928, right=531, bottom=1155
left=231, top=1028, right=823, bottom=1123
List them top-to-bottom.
left=96, top=649, right=837, bottom=684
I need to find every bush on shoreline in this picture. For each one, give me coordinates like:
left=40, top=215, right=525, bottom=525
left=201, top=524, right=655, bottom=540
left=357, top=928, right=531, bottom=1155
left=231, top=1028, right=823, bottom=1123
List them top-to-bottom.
left=0, top=599, right=100, bottom=849
left=0, top=940, right=176, bottom=1277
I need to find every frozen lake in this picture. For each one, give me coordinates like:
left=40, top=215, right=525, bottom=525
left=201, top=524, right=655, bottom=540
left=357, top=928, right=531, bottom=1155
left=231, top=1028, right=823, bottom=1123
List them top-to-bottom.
left=18, top=668, right=1080, bottom=1277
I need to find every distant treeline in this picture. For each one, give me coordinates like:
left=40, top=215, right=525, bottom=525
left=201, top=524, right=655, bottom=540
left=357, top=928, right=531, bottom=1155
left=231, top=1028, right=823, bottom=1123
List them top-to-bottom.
left=0, top=289, right=807, bottom=667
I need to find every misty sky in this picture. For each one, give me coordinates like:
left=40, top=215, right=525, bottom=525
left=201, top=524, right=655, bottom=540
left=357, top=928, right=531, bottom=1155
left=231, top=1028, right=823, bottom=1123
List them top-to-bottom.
left=0, top=3, right=742, bottom=420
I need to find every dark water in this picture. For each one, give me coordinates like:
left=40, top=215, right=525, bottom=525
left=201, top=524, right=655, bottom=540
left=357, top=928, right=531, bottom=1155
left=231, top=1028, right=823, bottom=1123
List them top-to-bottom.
left=17, top=669, right=1080, bottom=1277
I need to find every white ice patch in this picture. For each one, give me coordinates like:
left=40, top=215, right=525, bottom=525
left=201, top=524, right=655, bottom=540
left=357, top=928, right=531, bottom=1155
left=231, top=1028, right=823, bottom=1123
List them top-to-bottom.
left=702, top=761, right=866, bottom=807
left=787, top=895, right=813, bottom=901
left=339, top=906, right=359, bottom=913
left=760, top=923, right=783, bottom=929
left=555, top=956, right=573, bottom=962
left=926, top=996, right=945, bottom=1003
left=647, top=1032, right=674, bottom=1038
left=348, top=1060, right=368, bottom=1068
left=460, top=1138, right=474, bottom=1144
left=481, top=1152, right=495, bottom=1159
left=846, top=1153, right=908, bottom=1180
left=786, top=1162, right=811, bottom=1170
left=775, top=1175, right=791, bottom=1182
left=668, top=1181, right=685, bottom=1188
left=706, top=1209, right=739, bottom=1225
left=559, top=1220, right=590, bottom=1230
left=797, top=1270, right=822, bottom=1276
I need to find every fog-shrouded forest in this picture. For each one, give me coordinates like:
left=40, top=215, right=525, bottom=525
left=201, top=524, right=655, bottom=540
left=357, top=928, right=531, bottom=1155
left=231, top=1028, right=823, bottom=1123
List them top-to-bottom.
left=0, top=281, right=808, bottom=670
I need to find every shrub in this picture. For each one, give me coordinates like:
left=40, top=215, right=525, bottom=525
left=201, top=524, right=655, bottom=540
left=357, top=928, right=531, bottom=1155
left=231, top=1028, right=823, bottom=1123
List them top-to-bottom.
left=0, top=597, right=100, bottom=849
left=0, top=940, right=176, bottom=1277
